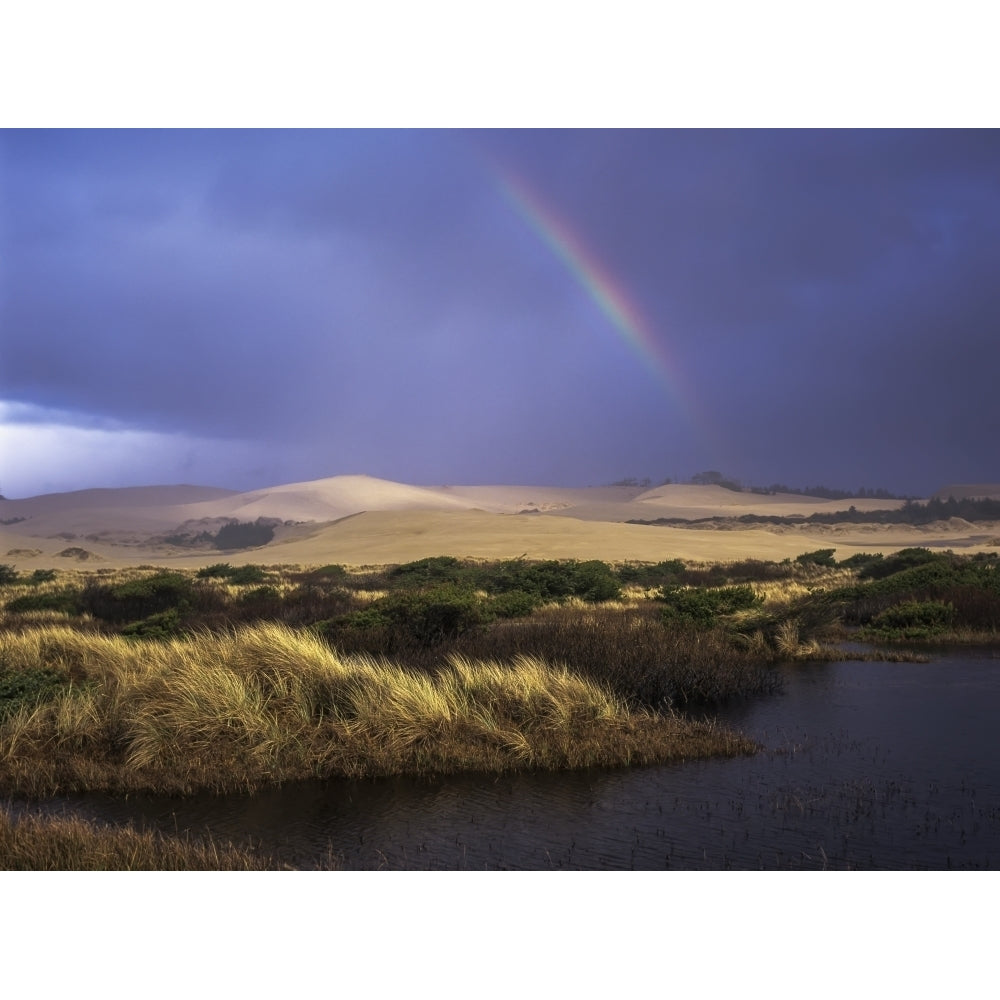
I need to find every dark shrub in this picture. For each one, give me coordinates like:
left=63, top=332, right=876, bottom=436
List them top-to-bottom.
left=214, top=520, right=275, bottom=550
left=858, top=547, right=940, bottom=580
left=795, top=549, right=837, bottom=568
left=839, top=552, right=884, bottom=571
left=389, top=556, right=472, bottom=588
left=485, top=558, right=619, bottom=602
left=573, top=560, right=622, bottom=602
left=616, top=560, right=686, bottom=586
left=196, top=563, right=236, bottom=579
left=0, top=564, right=19, bottom=585
left=309, top=564, right=348, bottom=582
left=228, top=565, right=268, bottom=585
left=27, top=569, right=58, bottom=584
left=81, top=572, right=195, bottom=623
left=333, top=584, right=489, bottom=646
left=659, top=584, right=761, bottom=628
left=239, top=585, right=282, bottom=606
left=381, top=585, right=488, bottom=644
left=5, top=588, right=82, bottom=615
left=487, top=589, right=540, bottom=619
left=863, top=600, right=955, bottom=639
left=121, top=609, right=183, bottom=641
left=0, top=667, right=68, bottom=719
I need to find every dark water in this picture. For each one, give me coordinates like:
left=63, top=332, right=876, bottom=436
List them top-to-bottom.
left=19, top=649, right=1000, bottom=869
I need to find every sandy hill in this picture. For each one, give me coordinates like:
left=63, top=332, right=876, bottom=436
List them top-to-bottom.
left=2, top=475, right=996, bottom=570
left=174, top=475, right=480, bottom=523
left=0, top=484, right=236, bottom=516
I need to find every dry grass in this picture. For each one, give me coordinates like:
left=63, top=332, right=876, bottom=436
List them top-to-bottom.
left=773, top=620, right=822, bottom=659
left=0, top=623, right=755, bottom=796
left=0, top=807, right=283, bottom=870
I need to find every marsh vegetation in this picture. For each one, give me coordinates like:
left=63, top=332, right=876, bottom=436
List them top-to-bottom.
left=2, top=547, right=997, bottom=866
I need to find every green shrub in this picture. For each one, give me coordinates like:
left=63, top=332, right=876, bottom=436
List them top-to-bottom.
left=858, top=547, right=940, bottom=580
left=795, top=549, right=837, bottom=567
left=839, top=552, right=884, bottom=570
left=389, top=556, right=470, bottom=588
left=485, top=558, right=620, bottom=602
left=616, top=560, right=686, bottom=586
left=573, top=561, right=622, bottom=602
left=196, top=563, right=236, bottom=579
left=0, top=564, right=19, bottom=585
left=309, top=564, right=348, bottom=581
left=228, top=565, right=268, bottom=585
left=27, top=569, right=57, bottom=585
left=81, top=572, right=194, bottom=623
left=334, top=584, right=489, bottom=645
left=659, top=584, right=761, bottom=628
left=238, top=585, right=282, bottom=606
left=381, top=585, right=488, bottom=644
left=5, top=588, right=82, bottom=615
left=487, top=589, right=541, bottom=619
left=863, top=600, right=955, bottom=639
left=332, top=606, right=393, bottom=631
left=121, top=609, right=183, bottom=640
left=0, top=667, right=68, bottom=719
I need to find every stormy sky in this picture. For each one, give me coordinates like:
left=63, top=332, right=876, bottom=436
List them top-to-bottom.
left=2, top=128, right=999, bottom=499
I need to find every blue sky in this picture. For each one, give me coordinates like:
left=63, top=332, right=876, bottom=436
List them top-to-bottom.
left=2, top=128, right=999, bottom=498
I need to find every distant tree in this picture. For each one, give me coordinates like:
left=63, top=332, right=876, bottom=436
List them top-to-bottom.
left=691, top=470, right=724, bottom=486
left=691, top=471, right=742, bottom=492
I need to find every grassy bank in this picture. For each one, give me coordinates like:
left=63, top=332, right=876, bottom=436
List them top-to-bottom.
left=0, top=623, right=754, bottom=797
left=0, top=808, right=290, bottom=870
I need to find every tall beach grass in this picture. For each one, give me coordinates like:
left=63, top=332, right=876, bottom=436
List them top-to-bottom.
left=0, top=623, right=755, bottom=797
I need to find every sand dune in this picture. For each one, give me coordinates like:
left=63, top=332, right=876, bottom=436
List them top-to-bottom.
left=1, top=474, right=996, bottom=570
left=170, top=475, right=481, bottom=523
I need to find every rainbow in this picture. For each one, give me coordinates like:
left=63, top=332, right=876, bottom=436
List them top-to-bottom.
left=492, top=163, right=720, bottom=456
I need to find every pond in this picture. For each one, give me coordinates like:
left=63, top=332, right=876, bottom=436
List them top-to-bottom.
left=23, top=648, right=1000, bottom=869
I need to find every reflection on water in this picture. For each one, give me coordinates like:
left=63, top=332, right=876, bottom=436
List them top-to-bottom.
left=23, top=649, right=1000, bottom=869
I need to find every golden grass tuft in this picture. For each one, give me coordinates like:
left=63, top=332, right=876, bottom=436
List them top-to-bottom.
left=773, top=620, right=822, bottom=659
left=0, top=623, right=756, bottom=796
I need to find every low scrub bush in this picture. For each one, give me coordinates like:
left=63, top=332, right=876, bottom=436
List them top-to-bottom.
left=857, top=547, right=941, bottom=580
left=795, top=548, right=837, bottom=568
left=838, top=552, right=884, bottom=571
left=832, top=553, right=1000, bottom=632
left=389, top=556, right=471, bottom=588
left=485, top=558, right=620, bottom=603
left=616, top=560, right=686, bottom=586
left=194, top=562, right=271, bottom=586
left=196, top=563, right=236, bottom=579
left=0, top=564, right=19, bottom=585
left=306, top=564, right=348, bottom=583
left=81, top=572, right=195, bottom=623
left=658, top=584, right=761, bottom=628
left=374, top=585, right=489, bottom=645
left=5, top=587, right=83, bottom=615
left=487, top=589, right=541, bottom=619
left=862, top=600, right=955, bottom=640
left=121, top=609, right=184, bottom=641
left=0, top=666, right=69, bottom=719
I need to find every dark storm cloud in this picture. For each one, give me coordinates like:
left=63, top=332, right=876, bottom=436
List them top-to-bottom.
left=2, top=129, right=999, bottom=497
